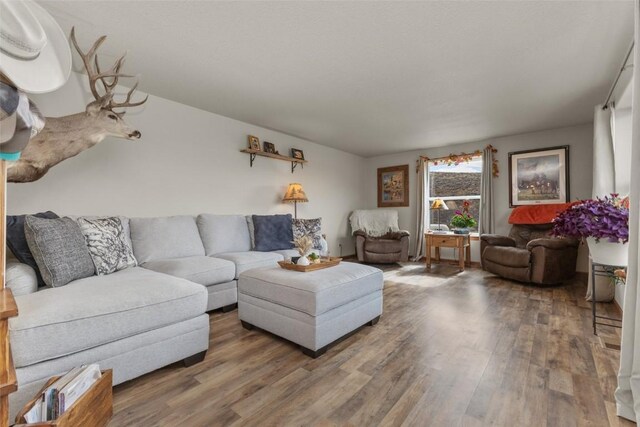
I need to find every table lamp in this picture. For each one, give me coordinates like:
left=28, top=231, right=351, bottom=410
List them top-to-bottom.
left=282, top=183, right=308, bottom=219
left=430, top=198, right=449, bottom=233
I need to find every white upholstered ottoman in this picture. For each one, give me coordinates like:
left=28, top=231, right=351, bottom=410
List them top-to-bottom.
left=237, top=262, right=383, bottom=358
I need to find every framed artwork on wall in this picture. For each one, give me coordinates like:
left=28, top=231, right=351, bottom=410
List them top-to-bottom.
left=508, top=145, right=569, bottom=207
left=377, top=164, right=409, bottom=207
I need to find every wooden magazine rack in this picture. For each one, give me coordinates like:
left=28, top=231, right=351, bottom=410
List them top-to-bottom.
left=14, top=370, right=113, bottom=427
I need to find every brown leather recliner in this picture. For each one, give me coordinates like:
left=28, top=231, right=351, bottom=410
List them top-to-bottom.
left=480, top=224, right=579, bottom=285
left=354, top=230, right=410, bottom=263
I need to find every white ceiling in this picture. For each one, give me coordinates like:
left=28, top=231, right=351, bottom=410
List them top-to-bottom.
left=40, top=1, right=634, bottom=157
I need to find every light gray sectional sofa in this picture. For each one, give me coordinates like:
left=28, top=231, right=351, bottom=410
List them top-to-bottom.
left=6, top=214, right=298, bottom=421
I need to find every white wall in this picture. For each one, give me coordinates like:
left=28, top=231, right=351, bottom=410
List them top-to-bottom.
left=9, top=73, right=367, bottom=256
left=364, top=124, right=594, bottom=272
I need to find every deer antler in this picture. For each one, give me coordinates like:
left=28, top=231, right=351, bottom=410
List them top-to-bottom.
left=70, top=27, right=147, bottom=110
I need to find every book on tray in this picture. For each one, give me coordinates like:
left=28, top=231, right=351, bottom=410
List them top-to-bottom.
left=23, top=363, right=102, bottom=423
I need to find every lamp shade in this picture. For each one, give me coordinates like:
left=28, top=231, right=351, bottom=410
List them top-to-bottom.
left=282, top=183, right=308, bottom=203
left=430, top=199, right=448, bottom=210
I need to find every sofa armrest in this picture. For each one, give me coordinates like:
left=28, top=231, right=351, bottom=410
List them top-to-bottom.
left=353, top=229, right=368, bottom=238
left=480, top=234, right=516, bottom=247
left=526, top=238, right=579, bottom=251
left=6, top=261, right=38, bottom=296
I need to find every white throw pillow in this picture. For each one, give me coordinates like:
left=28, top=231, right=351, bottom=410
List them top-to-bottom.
left=77, top=217, right=137, bottom=275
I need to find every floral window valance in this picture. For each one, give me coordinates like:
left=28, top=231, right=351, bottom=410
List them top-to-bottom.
left=416, top=144, right=499, bottom=177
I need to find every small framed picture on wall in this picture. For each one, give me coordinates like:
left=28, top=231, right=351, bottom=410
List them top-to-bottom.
left=248, top=135, right=261, bottom=151
left=508, top=145, right=570, bottom=207
left=377, top=164, right=409, bottom=207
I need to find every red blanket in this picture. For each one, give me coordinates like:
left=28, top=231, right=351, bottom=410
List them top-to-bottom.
left=508, top=203, right=576, bottom=225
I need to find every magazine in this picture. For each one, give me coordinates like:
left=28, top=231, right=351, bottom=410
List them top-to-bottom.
left=22, top=364, right=102, bottom=422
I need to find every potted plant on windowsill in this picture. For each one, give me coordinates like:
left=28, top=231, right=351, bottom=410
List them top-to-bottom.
left=552, top=194, right=629, bottom=266
left=450, top=201, right=477, bottom=235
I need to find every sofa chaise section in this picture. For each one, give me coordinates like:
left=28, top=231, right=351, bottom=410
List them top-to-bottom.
left=8, top=266, right=209, bottom=420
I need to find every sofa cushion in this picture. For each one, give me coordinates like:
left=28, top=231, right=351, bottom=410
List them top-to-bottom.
left=7, top=211, right=59, bottom=287
left=196, top=214, right=251, bottom=255
left=252, top=214, right=294, bottom=251
left=70, top=215, right=134, bottom=252
left=24, top=216, right=95, bottom=287
left=130, top=216, right=205, bottom=263
left=77, top=217, right=137, bottom=275
left=292, top=218, right=322, bottom=250
left=365, top=239, right=403, bottom=254
left=483, top=246, right=530, bottom=268
left=215, top=251, right=283, bottom=278
left=142, top=256, right=235, bottom=286
left=6, top=262, right=37, bottom=296
left=238, top=262, right=383, bottom=316
left=9, top=267, right=207, bottom=367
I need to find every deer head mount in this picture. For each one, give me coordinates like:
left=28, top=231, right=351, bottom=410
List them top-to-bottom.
left=8, top=28, right=148, bottom=183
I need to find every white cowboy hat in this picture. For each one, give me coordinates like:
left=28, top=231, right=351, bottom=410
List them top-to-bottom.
left=0, top=0, right=71, bottom=94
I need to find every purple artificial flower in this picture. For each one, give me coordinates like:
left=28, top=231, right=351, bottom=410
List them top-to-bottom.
left=552, top=194, right=629, bottom=243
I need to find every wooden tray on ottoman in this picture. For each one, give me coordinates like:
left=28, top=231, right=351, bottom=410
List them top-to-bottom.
left=278, top=257, right=342, bottom=272
left=15, top=370, right=113, bottom=427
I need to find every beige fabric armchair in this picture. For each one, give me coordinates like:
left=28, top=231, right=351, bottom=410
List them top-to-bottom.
left=481, top=224, right=579, bottom=285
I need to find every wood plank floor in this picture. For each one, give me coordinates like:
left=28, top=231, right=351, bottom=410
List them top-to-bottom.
left=109, top=263, right=634, bottom=427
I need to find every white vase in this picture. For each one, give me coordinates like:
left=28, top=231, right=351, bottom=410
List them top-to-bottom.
left=319, top=237, right=329, bottom=257
left=586, top=237, right=629, bottom=266
left=297, top=255, right=310, bottom=266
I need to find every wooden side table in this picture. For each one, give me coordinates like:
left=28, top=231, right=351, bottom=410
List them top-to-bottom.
left=425, top=232, right=471, bottom=271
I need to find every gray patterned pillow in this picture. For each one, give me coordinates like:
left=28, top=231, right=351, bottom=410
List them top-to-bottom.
left=24, top=216, right=96, bottom=287
left=77, top=217, right=137, bottom=275
left=292, top=218, right=322, bottom=250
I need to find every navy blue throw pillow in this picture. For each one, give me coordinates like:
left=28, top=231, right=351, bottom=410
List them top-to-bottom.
left=7, top=211, right=59, bottom=286
left=252, top=214, right=294, bottom=251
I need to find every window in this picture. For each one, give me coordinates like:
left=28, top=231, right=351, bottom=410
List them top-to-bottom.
left=428, top=155, right=482, bottom=231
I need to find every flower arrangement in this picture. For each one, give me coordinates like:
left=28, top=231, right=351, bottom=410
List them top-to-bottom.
left=552, top=194, right=629, bottom=243
left=450, top=200, right=478, bottom=229
left=293, top=235, right=314, bottom=256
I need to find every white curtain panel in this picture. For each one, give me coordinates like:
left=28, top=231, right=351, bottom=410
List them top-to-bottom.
left=616, top=1, right=640, bottom=420
left=588, top=100, right=617, bottom=301
left=592, top=104, right=616, bottom=198
left=479, top=146, right=495, bottom=235
left=413, top=158, right=429, bottom=261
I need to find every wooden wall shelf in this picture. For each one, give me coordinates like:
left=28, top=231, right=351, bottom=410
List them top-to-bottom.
left=240, top=149, right=307, bottom=173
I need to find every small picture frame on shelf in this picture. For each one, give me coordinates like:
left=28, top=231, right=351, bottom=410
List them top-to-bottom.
left=248, top=135, right=260, bottom=151
left=263, top=141, right=276, bottom=154
left=291, top=148, right=304, bottom=160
